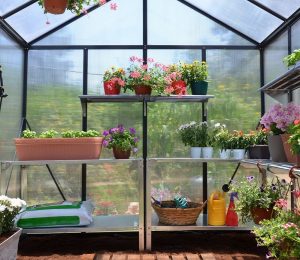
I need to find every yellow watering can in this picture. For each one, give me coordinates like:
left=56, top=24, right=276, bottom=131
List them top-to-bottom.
left=208, top=190, right=226, bottom=226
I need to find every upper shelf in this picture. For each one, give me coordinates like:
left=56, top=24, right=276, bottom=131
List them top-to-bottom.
left=259, top=63, right=300, bottom=94
left=79, top=95, right=214, bottom=103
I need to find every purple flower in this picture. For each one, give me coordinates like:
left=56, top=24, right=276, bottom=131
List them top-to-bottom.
left=118, top=126, right=125, bottom=134
left=109, top=128, right=118, bottom=134
left=129, top=128, right=136, bottom=135
left=103, top=130, right=109, bottom=136
left=134, top=137, right=139, bottom=143
left=102, top=140, right=109, bottom=147
left=133, top=147, right=138, bottom=153
left=246, top=176, right=255, bottom=182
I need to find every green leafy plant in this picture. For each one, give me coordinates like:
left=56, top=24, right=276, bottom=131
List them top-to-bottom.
left=38, top=0, right=102, bottom=15
left=283, top=49, right=300, bottom=67
left=181, top=61, right=208, bottom=86
left=288, top=120, right=300, bottom=154
left=177, top=121, right=209, bottom=147
left=214, top=124, right=231, bottom=151
left=102, top=125, right=139, bottom=152
left=22, top=129, right=101, bottom=138
left=248, top=129, right=269, bottom=146
left=22, top=130, right=37, bottom=138
left=39, top=130, right=58, bottom=138
left=228, top=130, right=251, bottom=149
left=230, top=176, right=288, bottom=223
left=0, top=195, right=26, bottom=235
left=253, top=204, right=300, bottom=259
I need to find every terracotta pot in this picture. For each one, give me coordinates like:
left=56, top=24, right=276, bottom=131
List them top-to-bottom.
left=44, top=0, right=68, bottom=14
left=171, top=80, right=187, bottom=95
left=104, top=81, right=121, bottom=95
left=134, top=86, right=152, bottom=95
left=281, top=134, right=297, bottom=164
left=267, top=135, right=287, bottom=162
left=15, top=137, right=103, bottom=160
left=248, top=145, right=270, bottom=159
left=113, top=147, right=131, bottom=159
left=250, top=206, right=274, bottom=224
left=0, top=228, right=22, bottom=260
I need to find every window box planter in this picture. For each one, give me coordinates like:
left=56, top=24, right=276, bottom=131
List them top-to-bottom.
left=15, top=137, right=103, bottom=160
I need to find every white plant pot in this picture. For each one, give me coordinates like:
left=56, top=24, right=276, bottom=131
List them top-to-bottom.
left=190, top=147, right=201, bottom=158
left=202, top=147, right=213, bottom=158
left=219, top=149, right=230, bottom=159
left=232, top=149, right=246, bottom=160
left=0, top=228, right=22, bottom=260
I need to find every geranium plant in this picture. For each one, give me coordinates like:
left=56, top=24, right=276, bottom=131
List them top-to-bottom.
left=125, top=56, right=164, bottom=94
left=181, top=60, right=208, bottom=86
left=163, top=64, right=187, bottom=95
left=103, top=66, right=126, bottom=94
left=260, top=103, right=300, bottom=135
left=288, top=119, right=300, bottom=155
left=177, top=121, right=209, bottom=147
left=102, top=125, right=139, bottom=153
left=230, top=176, right=288, bottom=224
left=0, top=195, right=26, bottom=235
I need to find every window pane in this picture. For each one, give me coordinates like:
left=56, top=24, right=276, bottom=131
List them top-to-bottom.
left=0, top=0, right=31, bottom=16
left=35, top=0, right=142, bottom=45
left=149, top=0, right=252, bottom=45
left=186, top=0, right=282, bottom=42
left=255, top=0, right=300, bottom=18
left=292, top=19, right=300, bottom=51
left=0, top=28, right=23, bottom=160
left=27, top=50, right=83, bottom=132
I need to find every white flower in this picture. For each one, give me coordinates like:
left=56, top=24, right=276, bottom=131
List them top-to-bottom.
left=214, top=123, right=220, bottom=128
left=0, top=195, right=9, bottom=201
left=10, top=198, right=26, bottom=208
left=0, top=205, right=6, bottom=212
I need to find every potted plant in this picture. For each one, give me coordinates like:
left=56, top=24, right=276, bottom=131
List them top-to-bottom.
left=38, top=0, right=101, bottom=15
left=283, top=49, right=300, bottom=68
left=125, top=56, right=164, bottom=95
left=181, top=60, right=208, bottom=95
left=163, top=64, right=187, bottom=96
left=103, top=67, right=126, bottom=95
left=260, top=103, right=300, bottom=162
left=288, top=119, right=300, bottom=166
left=177, top=121, right=207, bottom=158
left=214, top=124, right=231, bottom=159
left=102, top=125, right=139, bottom=159
left=15, top=129, right=103, bottom=160
left=248, top=129, right=270, bottom=159
left=228, top=130, right=249, bottom=160
left=230, top=176, right=287, bottom=224
left=0, top=195, right=26, bottom=260
left=253, top=196, right=300, bottom=259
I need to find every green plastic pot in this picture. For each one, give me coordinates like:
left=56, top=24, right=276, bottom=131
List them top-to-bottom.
left=190, top=81, right=208, bottom=95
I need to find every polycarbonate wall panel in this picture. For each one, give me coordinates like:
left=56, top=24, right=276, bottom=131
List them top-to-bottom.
left=0, top=0, right=31, bottom=15
left=36, top=0, right=142, bottom=45
left=148, top=0, right=252, bottom=45
left=186, top=0, right=282, bottom=42
left=255, top=0, right=300, bottom=18
left=6, top=3, right=77, bottom=42
left=292, top=20, right=300, bottom=105
left=0, top=28, right=23, bottom=160
left=264, top=31, right=289, bottom=109
left=27, top=50, right=83, bottom=132
left=206, top=50, right=260, bottom=131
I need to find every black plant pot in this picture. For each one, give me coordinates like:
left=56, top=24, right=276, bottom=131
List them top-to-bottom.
left=248, top=145, right=270, bottom=159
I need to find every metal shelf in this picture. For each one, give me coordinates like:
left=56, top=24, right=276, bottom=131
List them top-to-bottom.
left=259, top=63, right=300, bottom=94
left=147, top=158, right=240, bottom=163
left=151, top=214, right=252, bottom=231
left=22, top=215, right=140, bottom=234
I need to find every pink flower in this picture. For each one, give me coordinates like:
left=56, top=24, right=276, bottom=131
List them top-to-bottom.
left=99, top=0, right=106, bottom=5
left=110, top=3, right=118, bottom=10
left=81, top=8, right=88, bottom=14
left=130, top=56, right=138, bottom=62
left=137, top=58, right=143, bottom=63
left=147, top=58, right=155, bottom=63
left=141, top=64, right=148, bottom=70
left=130, top=71, right=141, bottom=78
left=143, top=75, right=151, bottom=81
left=117, top=79, right=125, bottom=87
left=292, top=190, right=300, bottom=198
left=275, top=198, right=288, bottom=209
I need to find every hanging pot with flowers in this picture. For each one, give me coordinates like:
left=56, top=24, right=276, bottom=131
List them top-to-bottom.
left=102, top=67, right=126, bottom=95
left=102, top=125, right=139, bottom=159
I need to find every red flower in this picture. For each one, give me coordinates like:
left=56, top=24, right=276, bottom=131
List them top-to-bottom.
left=294, top=119, right=300, bottom=125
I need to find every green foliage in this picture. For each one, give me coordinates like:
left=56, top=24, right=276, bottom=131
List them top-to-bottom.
left=283, top=49, right=300, bottom=67
left=181, top=61, right=208, bottom=86
left=288, top=120, right=300, bottom=154
left=177, top=121, right=208, bottom=147
left=214, top=126, right=231, bottom=151
left=21, top=129, right=100, bottom=138
left=22, top=129, right=37, bottom=138
left=248, top=129, right=269, bottom=146
left=39, top=130, right=58, bottom=138
left=228, top=130, right=251, bottom=149
left=230, top=177, right=288, bottom=223
left=253, top=209, right=300, bottom=259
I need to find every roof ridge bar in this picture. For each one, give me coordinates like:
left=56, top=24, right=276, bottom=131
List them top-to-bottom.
left=2, top=0, right=38, bottom=19
left=29, top=0, right=112, bottom=46
left=177, top=0, right=259, bottom=46
left=247, top=0, right=286, bottom=21
left=261, top=8, right=300, bottom=47
left=0, top=19, right=28, bottom=47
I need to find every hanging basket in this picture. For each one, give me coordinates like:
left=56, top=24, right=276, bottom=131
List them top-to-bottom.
left=44, top=0, right=68, bottom=14
left=152, top=200, right=207, bottom=225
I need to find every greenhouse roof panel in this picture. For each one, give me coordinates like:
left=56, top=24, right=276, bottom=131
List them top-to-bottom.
left=0, top=0, right=31, bottom=16
left=185, top=0, right=283, bottom=42
left=254, top=0, right=300, bottom=18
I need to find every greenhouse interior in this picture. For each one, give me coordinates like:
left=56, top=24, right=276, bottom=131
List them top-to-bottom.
left=0, top=0, right=300, bottom=259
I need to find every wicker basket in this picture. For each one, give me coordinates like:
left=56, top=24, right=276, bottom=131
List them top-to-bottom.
left=152, top=200, right=207, bottom=225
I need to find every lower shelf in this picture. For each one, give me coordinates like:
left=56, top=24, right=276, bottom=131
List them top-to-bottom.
left=151, top=214, right=254, bottom=231
left=22, top=215, right=140, bottom=234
